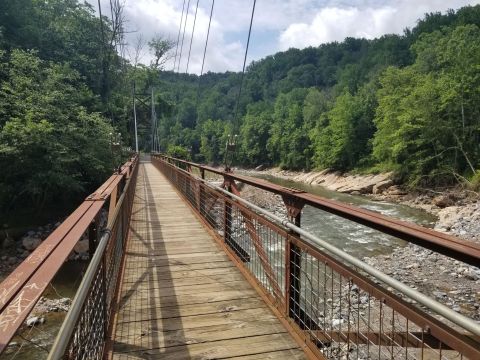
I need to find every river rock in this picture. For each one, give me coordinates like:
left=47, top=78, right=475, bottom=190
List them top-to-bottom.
left=254, top=164, right=265, bottom=171
left=292, top=170, right=392, bottom=194
left=372, top=179, right=394, bottom=194
left=385, top=185, right=407, bottom=195
left=433, top=195, right=454, bottom=208
left=22, top=236, right=42, bottom=251
left=73, top=239, right=89, bottom=254
left=464, top=269, right=479, bottom=281
left=26, top=316, right=44, bottom=326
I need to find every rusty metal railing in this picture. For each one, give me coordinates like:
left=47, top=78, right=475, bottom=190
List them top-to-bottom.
left=152, top=154, right=480, bottom=360
left=0, top=155, right=138, bottom=357
left=157, top=155, right=480, bottom=267
left=47, top=157, right=138, bottom=360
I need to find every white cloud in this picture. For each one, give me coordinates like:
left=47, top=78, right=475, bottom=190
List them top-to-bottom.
left=89, top=0, right=480, bottom=72
left=93, top=0, right=247, bottom=73
left=279, top=0, right=480, bottom=50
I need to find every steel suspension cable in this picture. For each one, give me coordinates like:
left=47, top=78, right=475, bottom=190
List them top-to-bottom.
left=173, top=0, right=187, bottom=71
left=177, top=0, right=192, bottom=72
left=185, top=0, right=200, bottom=73
left=195, top=0, right=215, bottom=116
left=199, top=0, right=214, bottom=78
left=232, top=0, right=256, bottom=132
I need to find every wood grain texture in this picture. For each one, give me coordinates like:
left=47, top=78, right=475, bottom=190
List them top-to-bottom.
left=109, top=163, right=306, bottom=359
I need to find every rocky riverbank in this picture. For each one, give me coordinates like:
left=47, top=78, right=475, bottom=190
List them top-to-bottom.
left=245, top=166, right=480, bottom=233
left=239, top=179, right=480, bottom=321
left=0, top=209, right=107, bottom=335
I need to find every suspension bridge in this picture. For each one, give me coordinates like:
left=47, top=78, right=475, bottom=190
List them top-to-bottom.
left=1, top=0, right=480, bottom=358
left=0, top=154, right=479, bottom=359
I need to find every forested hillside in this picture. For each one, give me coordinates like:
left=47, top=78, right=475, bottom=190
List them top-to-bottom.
left=0, top=0, right=133, bottom=222
left=1, top=2, right=479, bottom=224
left=153, top=5, right=480, bottom=189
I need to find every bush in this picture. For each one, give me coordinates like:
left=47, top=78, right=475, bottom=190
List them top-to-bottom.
left=166, top=145, right=191, bottom=161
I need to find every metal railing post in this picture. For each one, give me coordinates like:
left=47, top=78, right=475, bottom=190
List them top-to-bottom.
left=223, top=176, right=233, bottom=246
left=288, top=214, right=302, bottom=325
left=88, top=218, right=99, bottom=259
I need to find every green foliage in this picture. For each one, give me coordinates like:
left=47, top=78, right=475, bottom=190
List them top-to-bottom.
left=1, top=0, right=479, bottom=223
left=152, top=5, right=480, bottom=184
left=373, top=24, right=480, bottom=185
left=0, top=49, right=114, bottom=214
left=268, top=88, right=310, bottom=169
left=239, top=102, right=272, bottom=166
left=199, top=119, right=232, bottom=164
left=166, top=145, right=191, bottom=161
left=470, top=170, right=480, bottom=191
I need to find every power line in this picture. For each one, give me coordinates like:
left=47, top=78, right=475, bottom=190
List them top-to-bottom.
left=173, top=0, right=187, bottom=71
left=177, top=0, right=192, bottom=72
left=185, top=0, right=200, bottom=74
left=232, top=0, right=256, bottom=132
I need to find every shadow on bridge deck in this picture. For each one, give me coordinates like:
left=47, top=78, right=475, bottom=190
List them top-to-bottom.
left=108, top=162, right=306, bottom=359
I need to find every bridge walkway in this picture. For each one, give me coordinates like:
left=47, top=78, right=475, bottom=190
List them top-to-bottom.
left=108, top=162, right=306, bottom=359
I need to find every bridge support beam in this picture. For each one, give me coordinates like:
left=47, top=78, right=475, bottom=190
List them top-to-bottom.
left=283, top=196, right=318, bottom=330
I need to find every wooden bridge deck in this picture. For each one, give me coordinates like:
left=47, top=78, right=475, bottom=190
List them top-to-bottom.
left=108, top=162, right=306, bottom=359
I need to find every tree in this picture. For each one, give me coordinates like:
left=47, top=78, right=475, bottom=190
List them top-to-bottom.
left=373, top=25, right=480, bottom=185
left=148, top=35, right=175, bottom=70
left=0, top=50, right=114, bottom=214
left=239, top=102, right=272, bottom=166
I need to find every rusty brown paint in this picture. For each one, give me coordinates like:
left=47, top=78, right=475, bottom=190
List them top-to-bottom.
left=153, top=155, right=480, bottom=360
left=156, top=155, right=480, bottom=267
left=0, top=156, right=139, bottom=355
left=0, top=201, right=104, bottom=353
left=0, top=201, right=94, bottom=313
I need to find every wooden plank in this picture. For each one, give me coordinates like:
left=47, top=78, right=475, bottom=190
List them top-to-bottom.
left=109, top=163, right=306, bottom=360
left=125, top=244, right=220, bottom=255
left=124, top=251, right=228, bottom=261
left=123, top=257, right=233, bottom=269
left=122, top=260, right=235, bottom=272
left=121, top=266, right=244, bottom=284
left=121, top=273, right=246, bottom=289
left=119, top=281, right=254, bottom=300
left=118, top=289, right=259, bottom=310
left=116, top=297, right=262, bottom=323
left=114, top=308, right=281, bottom=339
left=113, top=320, right=288, bottom=352
left=111, top=333, right=300, bottom=360
left=229, top=349, right=308, bottom=359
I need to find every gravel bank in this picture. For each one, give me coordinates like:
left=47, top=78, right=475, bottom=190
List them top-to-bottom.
left=239, top=183, right=480, bottom=322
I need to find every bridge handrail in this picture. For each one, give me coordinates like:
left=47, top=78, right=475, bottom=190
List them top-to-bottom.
left=152, top=154, right=480, bottom=360
left=156, top=154, right=480, bottom=267
left=0, top=155, right=138, bottom=355
left=48, top=156, right=139, bottom=359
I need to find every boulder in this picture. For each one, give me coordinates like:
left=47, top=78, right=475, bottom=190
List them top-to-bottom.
left=373, top=179, right=394, bottom=194
left=433, top=195, right=454, bottom=208
left=22, top=236, right=42, bottom=251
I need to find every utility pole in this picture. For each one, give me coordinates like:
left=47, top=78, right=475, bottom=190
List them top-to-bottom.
left=133, top=81, right=139, bottom=153
left=151, top=87, right=155, bottom=153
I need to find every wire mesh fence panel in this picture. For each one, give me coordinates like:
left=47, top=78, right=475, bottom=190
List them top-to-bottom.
left=152, top=155, right=480, bottom=360
left=56, top=159, right=139, bottom=359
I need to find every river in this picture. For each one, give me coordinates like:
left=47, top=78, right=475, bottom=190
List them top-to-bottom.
left=248, top=173, right=437, bottom=259
left=0, top=261, right=87, bottom=360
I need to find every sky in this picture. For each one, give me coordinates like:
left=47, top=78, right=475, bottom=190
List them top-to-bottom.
left=91, top=0, right=480, bottom=74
